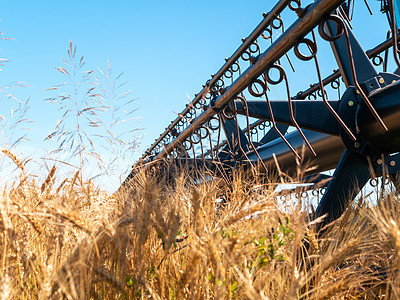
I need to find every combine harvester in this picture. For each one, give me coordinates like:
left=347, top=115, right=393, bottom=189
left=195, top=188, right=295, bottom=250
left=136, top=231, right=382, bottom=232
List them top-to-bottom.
left=126, top=0, right=400, bottom=229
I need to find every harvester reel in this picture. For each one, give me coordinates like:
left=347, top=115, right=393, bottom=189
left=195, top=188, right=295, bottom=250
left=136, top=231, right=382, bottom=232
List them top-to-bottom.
left=127, top=0, right=400, bottom=230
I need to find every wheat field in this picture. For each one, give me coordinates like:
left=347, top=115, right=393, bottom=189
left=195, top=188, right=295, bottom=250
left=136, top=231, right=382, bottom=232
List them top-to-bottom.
left=1, top=43, right=399, bottom=299
left=0, top=152, right=399, bottom=299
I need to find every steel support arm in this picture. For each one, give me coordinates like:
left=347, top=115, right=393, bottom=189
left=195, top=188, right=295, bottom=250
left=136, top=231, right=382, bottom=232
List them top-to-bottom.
left=326, top=12, right=378, bottom=87
left=235, top=100, right=340, bottom=135
left=220, top=116, right=250, bottom=155
left=245, top=130, right=345, bottom=176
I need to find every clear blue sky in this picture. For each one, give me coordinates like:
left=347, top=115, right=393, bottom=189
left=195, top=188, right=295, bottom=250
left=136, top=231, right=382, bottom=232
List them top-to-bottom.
left=0, top=0, right=390, bottom=186
left=0, top=1, right=278, bottom=154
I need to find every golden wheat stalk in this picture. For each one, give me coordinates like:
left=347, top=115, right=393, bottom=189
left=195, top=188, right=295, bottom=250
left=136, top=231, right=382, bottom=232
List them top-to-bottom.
left=1, top=148, right=24, bottom=172
left=41, top=165, right=56, bottom=193
left=53, top=206, right=92, bottom=235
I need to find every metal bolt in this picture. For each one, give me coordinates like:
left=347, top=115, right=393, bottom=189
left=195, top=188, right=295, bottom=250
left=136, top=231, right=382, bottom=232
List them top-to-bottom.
left=241, top=37, right=246, bottom=42
left=379, top=77, right=385, bottom=84
left=393, top=80, right=397, bottom=84
left=356, top=90, right=360, bottom=94
left=347, top=100, right=354, bottom=107
left=354, top=142, right=361, bottom=148
left=376, top=158, right=383, bottom=165
left=390, top=160, right=396, bottom=167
